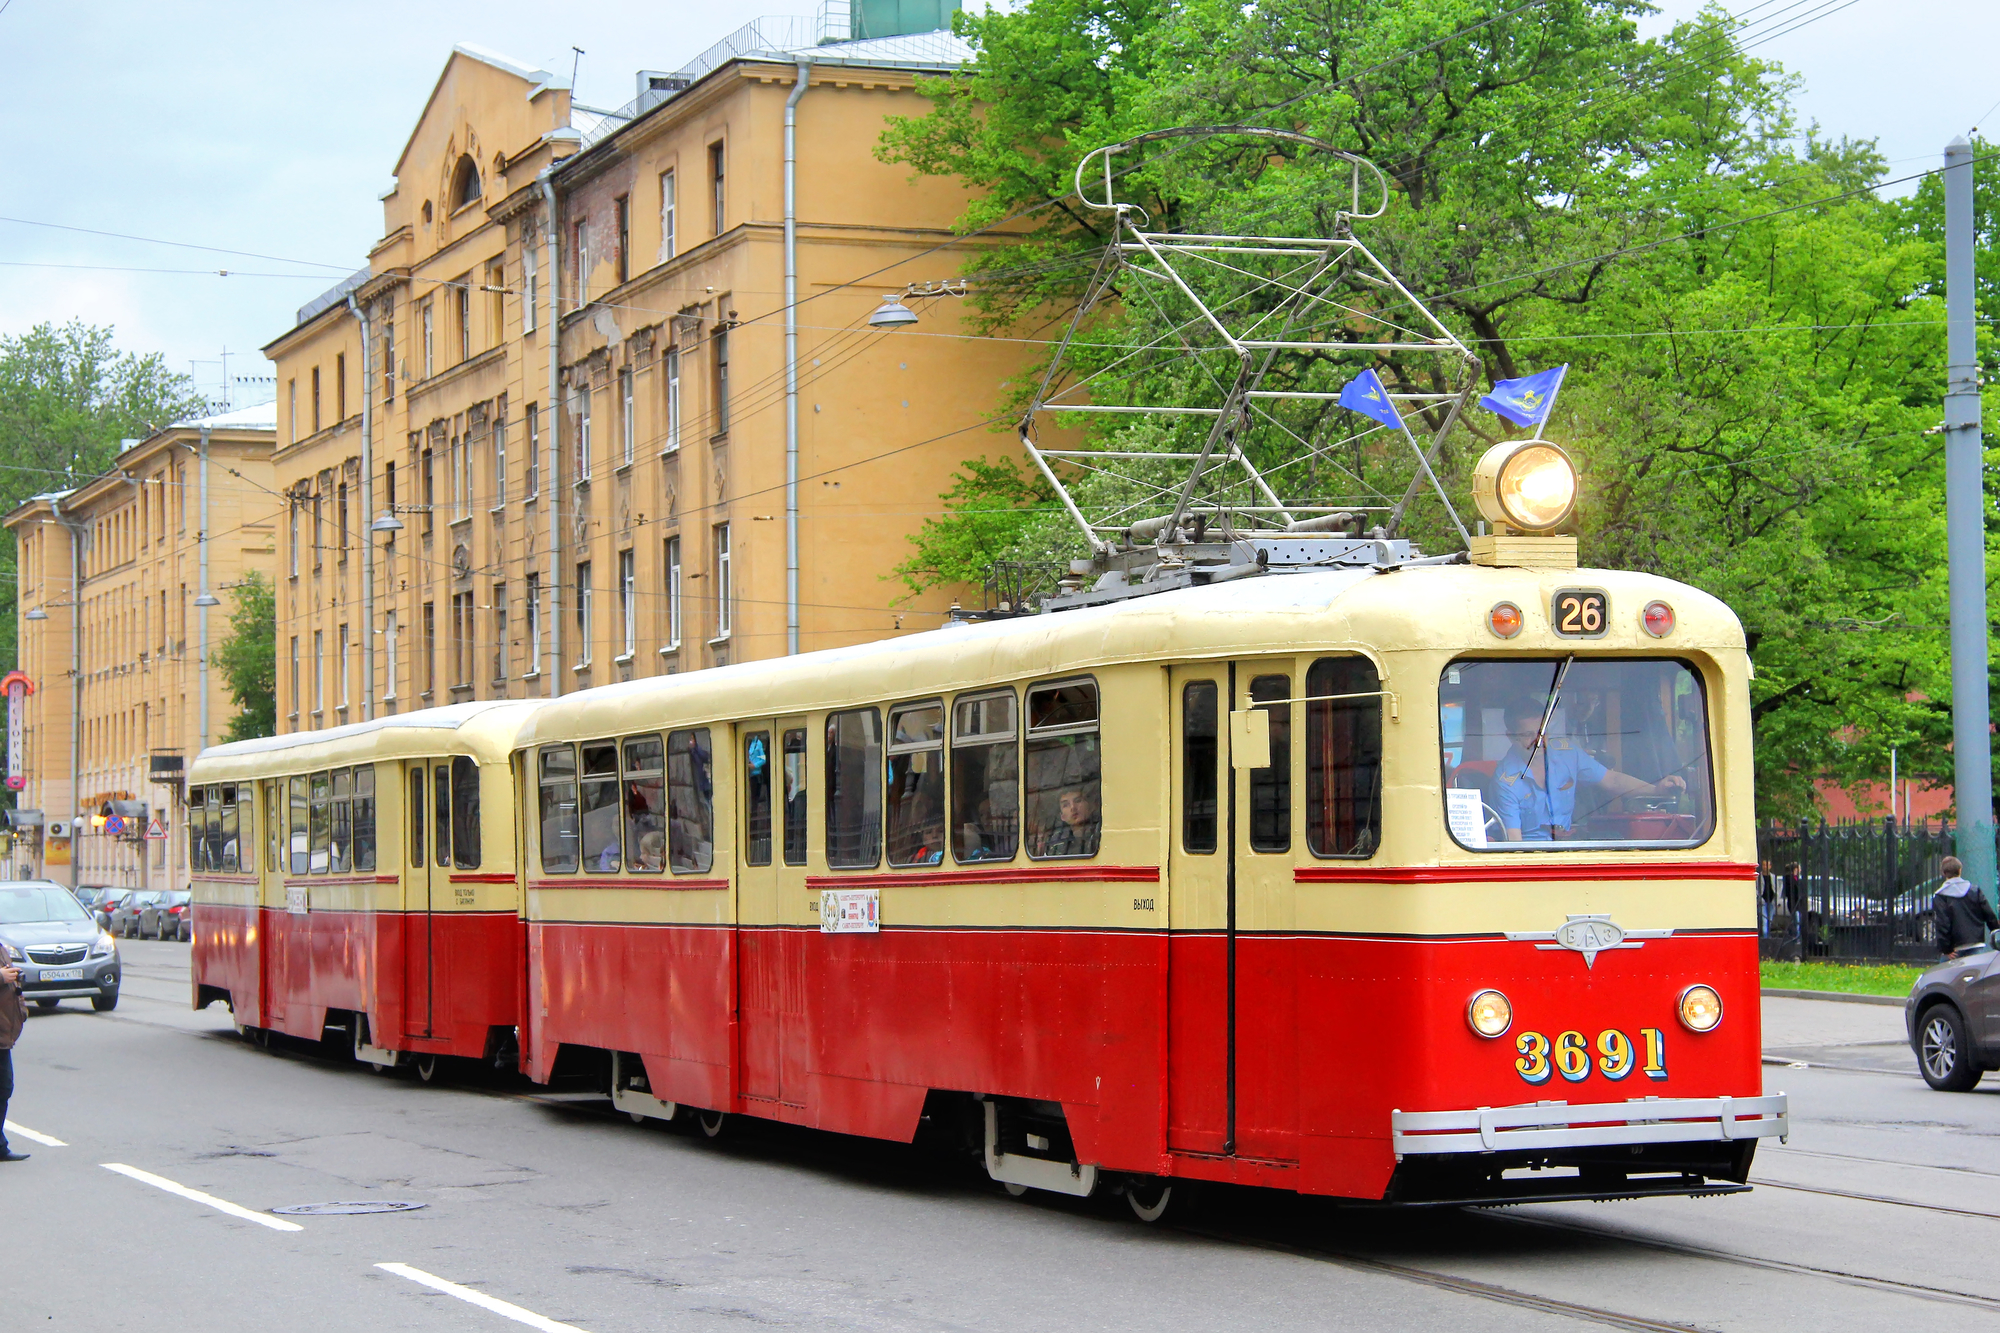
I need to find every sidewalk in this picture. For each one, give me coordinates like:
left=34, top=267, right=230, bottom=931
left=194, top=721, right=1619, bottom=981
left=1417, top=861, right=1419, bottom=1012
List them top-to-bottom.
left=1761, top=993, right=1911, bottom=1075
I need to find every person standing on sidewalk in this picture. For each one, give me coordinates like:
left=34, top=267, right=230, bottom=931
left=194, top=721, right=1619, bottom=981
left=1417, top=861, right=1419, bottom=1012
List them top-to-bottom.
left=1932, top=856, right=1999, bottom=956
left=0, top=951, right=26, bottom=1161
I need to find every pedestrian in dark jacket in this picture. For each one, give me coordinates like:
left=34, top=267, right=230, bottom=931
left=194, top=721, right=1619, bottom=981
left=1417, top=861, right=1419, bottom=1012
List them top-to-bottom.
left=1933, top=856, right=1999, bottom=955
left=0, top=949, right=26, bottom=1161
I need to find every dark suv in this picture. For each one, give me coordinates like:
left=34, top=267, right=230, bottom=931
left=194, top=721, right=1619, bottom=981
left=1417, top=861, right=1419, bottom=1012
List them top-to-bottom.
left=0, top=880, right=121, bottom=1011
left=1907, top=935, right=2000, bottom=1090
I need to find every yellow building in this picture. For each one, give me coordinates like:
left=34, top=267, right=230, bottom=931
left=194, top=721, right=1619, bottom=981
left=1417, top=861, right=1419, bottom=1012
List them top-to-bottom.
left=264, top=21, right=1026, bottom=727
left=5, top=405, right=279, bottom=888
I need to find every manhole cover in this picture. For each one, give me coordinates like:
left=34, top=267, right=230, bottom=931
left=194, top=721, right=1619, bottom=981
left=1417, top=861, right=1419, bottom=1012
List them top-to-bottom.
left=270, top=1200, right=428, bottom=1216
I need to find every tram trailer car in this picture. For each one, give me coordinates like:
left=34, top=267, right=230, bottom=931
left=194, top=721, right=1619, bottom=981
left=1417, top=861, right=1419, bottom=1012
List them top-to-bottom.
left=190, top=563, right=1785, bottom=1209
left=189, top=702, right=537, bottom=1074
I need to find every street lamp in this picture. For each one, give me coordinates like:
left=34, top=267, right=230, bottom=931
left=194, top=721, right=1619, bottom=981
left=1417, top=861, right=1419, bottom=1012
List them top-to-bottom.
left=868, top=295, right=920, bottom=329
left=371, top=509, right=405, bottom=533
left=192, top=591, right=221, bottom=608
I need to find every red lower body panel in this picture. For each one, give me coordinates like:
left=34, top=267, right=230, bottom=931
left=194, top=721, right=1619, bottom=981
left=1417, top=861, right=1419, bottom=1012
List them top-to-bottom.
left=191, top=902, right=262, bottom=1028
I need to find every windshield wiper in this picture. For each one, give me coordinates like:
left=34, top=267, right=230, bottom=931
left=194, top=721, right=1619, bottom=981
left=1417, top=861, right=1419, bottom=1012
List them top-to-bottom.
left=1524, top=654, right=1576, bottom=779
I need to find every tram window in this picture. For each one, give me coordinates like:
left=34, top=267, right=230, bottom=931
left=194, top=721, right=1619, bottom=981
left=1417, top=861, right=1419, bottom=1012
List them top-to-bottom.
left=1305, top=657, right=1382, bottom=858
left=1438, top=657, right=1715, bottom=851
left=1248, top=675, right=1292, bottom=854
left=1025, top=678, right=1100, bottom=860
left=1182, top=681, right=1219, bottom=854
left=951, top=691, right=1018, bottom=863
left=887, top=702, right=946, bottom=867
left=824, top=708, right=882, bottom=869
left=667, top=728, right=715, bottom=874
left=781, top=728, right=807, bottom=866
left=743, top=731, right=772, bottom=867
left=622, top=735, right=666, bottom=873
left=579, top=742, right=622, bottom=873
left=538, top=744, right=580, bottom=874
left=451, top=755, right=481, bottom=870
left=433, top=764, right=452, bottom=869
left=353, top=766, right=377, bottom=872
left=408, top=767, right=425, bottom=868
left=330, top=768, right=353, bottom=874
left=309, top=771, right=332, bottom=873
left=290, top=775, right=309, bottom=875
left=266, top=782, right=282, bottom=875
left=220, top=783, right=241, bottom=873
left=236, top=785, right=255, bottom=875
left=186, top=787, right=204, bottom=872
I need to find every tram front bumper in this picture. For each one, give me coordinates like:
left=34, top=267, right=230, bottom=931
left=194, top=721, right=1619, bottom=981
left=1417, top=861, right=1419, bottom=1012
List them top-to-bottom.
left=1380, top=1093, right=1787, bottom=1206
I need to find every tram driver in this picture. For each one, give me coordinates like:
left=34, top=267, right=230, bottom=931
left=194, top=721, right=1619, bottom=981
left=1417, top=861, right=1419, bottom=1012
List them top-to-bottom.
left=1496, top=703, right=1686, bottom=842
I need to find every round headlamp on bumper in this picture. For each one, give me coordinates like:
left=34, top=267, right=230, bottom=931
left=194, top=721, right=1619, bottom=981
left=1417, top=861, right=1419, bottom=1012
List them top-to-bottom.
left=1472, top=439, right=1578, bottom=532
left=1678, top=984, right=1723, bottom=1032
left=1466, top=989, right=1513, bottom=1038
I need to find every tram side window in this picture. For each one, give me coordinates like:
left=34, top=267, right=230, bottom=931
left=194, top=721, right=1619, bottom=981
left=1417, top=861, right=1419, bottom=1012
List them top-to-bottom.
left=1306, top=657, right=1382, bottom=859
left=1248, top=675, right=1291, bottom=854
left=1026, top=679, right=1100, bottom=859
left=1183, top=681, right=1219, bottom=854
left=952, top=691, right=1018, bottom=862
left=887, top=702, right=946, bottom=867
left=824, top=708, right=881, bottom=869
left=667, top=728, right=714, bottom=874
left=781, top=728, right=807, bottom=867
left=743, top=731, right=772, bottom=867
left=622, top=735, right=666, bottom=872
left=580, top=742, right=621, bottom=873
left=538, top=745, right=580, bottom=874
left=451, top=755, right=481, bottom=870
left=433, top=764, right=452, bottom=869
left=353, top=766, right=377, bottom=872
left=408, top=767, right=425, bottom=868
left=330, top=768, right=353, bottom=874
left=310, top=771, right=332, bottom=873
left=289, top=776, right=309, bottom=875
left=266, top=783, right=281, bottom=874
left=219, top=784, right=241, bottom=873
left=237, top=785, right=256, bottom=874
left=186, top=787, right=205, bottom=871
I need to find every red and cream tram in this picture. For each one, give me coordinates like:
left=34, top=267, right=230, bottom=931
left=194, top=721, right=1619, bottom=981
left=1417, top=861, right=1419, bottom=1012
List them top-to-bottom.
left=191, top=548, right=1783, bottom=1210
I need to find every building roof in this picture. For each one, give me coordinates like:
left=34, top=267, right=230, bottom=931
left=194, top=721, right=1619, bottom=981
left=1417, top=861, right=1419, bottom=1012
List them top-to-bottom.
left=294, top=267, right=371, bottom=331
left=171, top=401, right=279, bottom=433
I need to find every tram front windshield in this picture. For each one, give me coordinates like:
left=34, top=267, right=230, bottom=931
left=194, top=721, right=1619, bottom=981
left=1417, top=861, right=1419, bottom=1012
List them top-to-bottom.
left=1440, top=658, right=1714, bottom=851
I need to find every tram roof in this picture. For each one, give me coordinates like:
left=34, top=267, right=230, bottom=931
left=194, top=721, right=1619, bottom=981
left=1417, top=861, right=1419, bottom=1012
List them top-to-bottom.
left=517, top=563, right=1743, bottom=746
left=189, top=699, right=540, bottom=782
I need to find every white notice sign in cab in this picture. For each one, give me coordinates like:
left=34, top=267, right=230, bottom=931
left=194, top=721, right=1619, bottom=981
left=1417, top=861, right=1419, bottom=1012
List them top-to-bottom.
left=820, top=888, right=879, bottom=933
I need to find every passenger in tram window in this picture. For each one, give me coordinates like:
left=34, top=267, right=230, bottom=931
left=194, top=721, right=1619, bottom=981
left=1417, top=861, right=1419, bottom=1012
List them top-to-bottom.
left=1024, top=678, right=1101, bottom=860
left=887, top=702, right=946, bottom=867
left=1495, top=703, right=1686, bottom=842
left=666, top=729, right=714, bottom=874
left=622, top=735, right=666, bottom=873
left=579, top=743, right=623, bottom=873
left=1037, top=784, right=1101, bottom=858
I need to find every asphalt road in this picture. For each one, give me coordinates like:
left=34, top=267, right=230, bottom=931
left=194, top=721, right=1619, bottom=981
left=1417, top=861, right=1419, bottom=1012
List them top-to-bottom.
left=7, top=942, right=1994, bottom=1333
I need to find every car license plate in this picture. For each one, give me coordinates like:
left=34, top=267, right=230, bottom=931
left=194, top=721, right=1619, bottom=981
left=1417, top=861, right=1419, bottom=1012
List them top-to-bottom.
left=40, top=968, right=83, bottom=982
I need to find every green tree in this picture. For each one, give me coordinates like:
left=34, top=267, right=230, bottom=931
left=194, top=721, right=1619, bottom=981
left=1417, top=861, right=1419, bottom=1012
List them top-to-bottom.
left=215, top=571, right=277, bottom=743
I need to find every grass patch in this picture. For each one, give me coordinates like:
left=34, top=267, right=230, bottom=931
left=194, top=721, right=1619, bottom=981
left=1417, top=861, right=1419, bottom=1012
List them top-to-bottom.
left=1760, top=960, right=1923, bottom=997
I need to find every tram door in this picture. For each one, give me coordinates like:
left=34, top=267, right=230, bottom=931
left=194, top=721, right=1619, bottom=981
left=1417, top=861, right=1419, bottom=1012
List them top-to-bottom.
left=1230, top=662, right=1299, bottom=1162
left=1167, top=667, right=1229, bottom=1154
left=737, top=717, right=812, bottom=1106
left=402, top=761, right=440, bottom=1039
left=258, top=779, right=285, bottom=1030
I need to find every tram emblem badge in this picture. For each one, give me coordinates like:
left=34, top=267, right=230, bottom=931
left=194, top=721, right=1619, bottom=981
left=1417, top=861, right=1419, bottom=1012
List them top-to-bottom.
left=821, top=888, right=880, bottom=934
left=1504, top=914, right=1673, bottom=969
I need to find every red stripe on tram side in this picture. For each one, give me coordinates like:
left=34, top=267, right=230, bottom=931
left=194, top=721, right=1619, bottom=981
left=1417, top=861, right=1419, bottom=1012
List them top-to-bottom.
left=1294, top=860, right=1757, bottom=885
left=804, top=865, right=1161, bottom=890
left=449, top=872, right=518, bottom=884
left=530, top=877, right=730, bottom=892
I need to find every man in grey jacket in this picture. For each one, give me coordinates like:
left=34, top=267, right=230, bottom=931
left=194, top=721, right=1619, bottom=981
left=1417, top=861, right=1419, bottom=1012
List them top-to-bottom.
left=1933, top=856, right=2000, bottom=956
left=0, top=951, right=25, bottom=1161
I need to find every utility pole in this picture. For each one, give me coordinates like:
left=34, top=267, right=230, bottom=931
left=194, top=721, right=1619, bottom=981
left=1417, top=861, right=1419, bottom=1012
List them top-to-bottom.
left=1944, top=136, right=1995, bottom=893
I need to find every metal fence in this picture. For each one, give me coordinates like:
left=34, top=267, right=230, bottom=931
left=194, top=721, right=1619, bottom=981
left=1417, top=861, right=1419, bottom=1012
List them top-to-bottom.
left=1756, top=819, right=1960, bottom=961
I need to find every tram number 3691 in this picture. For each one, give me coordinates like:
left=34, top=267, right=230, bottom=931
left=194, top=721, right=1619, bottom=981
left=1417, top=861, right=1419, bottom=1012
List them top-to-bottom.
left=1515, top=1028, right=1667, bottom=1085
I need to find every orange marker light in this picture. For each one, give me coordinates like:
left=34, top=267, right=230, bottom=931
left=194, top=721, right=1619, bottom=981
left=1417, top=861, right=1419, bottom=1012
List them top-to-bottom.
left=1642, top=600, right=1675, bottom=637
left=1488, top=602, right=1523, bottom=639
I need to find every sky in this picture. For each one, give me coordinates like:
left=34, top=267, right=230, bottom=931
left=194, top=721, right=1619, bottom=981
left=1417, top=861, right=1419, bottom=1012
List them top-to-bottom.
left=0, top=0, right=1993, bottom=405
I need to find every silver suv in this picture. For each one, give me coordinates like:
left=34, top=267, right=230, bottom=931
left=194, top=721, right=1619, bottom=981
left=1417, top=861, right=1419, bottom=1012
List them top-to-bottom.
left=0, top=881, right=121, bottom=1012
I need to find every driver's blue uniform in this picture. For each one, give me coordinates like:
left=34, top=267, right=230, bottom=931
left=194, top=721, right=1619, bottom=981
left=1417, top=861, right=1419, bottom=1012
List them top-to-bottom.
left=1495, top=738, right=1608, bottom=839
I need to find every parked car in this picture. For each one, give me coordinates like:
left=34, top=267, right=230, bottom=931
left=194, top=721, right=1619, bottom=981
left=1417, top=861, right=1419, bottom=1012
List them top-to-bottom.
left=0, top=879, right=120, bottom=1011
left=71, top=884, right=118, bottom=914
left=93, top=888, right=134, bottom=931
left=109, top=889, right=164, bottom=938
left=140, top=889, right=191, bottom=941
left=1908, top=932, right=2000, bottom=1090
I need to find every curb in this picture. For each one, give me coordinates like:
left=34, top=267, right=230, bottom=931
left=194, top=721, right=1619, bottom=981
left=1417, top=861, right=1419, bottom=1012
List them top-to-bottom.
left=1761, top=987, right=1905, bottom=1007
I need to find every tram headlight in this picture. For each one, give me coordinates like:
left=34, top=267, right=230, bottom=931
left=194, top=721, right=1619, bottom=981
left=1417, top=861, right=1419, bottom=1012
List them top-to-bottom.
left=1472, top=439, right=1578, bottom=533
left=1677, top=984, right=1723, bottom=1033
left=1466, top=989, right=1513, bottom=1038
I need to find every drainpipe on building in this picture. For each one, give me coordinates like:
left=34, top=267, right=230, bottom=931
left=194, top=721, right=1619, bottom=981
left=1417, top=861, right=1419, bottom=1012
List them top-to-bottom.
left=784, top=56, right=810, bottom=657
left=538, top=166, right=564, bottom=697
left=346, top=291, right=376, bottom=721
left=197, top=424, right=212, bottom=752
left=50, top=493, right=84, bottom=891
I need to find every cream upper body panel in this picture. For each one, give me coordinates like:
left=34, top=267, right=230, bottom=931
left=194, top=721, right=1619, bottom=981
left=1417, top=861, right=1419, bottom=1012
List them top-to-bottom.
left=189, top=699, right=543, bottom=784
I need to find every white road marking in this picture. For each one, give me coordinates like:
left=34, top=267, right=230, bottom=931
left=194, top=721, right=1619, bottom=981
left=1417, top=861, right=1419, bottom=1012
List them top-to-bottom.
left=4, top=1120, right=66, bottom=1146
left=101, top=1163, right=304, bottom=1232
left=376, top=1263, right=588, bottom=1333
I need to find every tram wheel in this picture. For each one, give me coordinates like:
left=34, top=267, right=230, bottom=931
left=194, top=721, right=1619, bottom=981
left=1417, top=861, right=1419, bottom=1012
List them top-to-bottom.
left=1919, top=1005, right=1982, bottom=1091
left=415, top=1054, right=439, bottom=1083
left=698, top=1109, right=728, bottom=1138
left=1123, top=1175, right=1187, bottom=1223
left=1002, top=1181, right=1029, bottom=1198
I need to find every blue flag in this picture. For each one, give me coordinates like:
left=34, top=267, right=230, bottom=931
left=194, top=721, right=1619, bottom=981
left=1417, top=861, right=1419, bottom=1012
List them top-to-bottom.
left=1479, top=364, right=1568, bottom=428
left=1337, top=368, right=1403, bottom=430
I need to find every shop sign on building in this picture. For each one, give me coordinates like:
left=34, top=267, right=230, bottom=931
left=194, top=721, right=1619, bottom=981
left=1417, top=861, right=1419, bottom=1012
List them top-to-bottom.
left=1, top=671, right=33, bottom=793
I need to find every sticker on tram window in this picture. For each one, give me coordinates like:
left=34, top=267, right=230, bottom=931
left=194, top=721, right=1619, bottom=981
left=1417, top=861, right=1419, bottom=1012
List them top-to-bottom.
left=1551, top=588, right=1608, bottom=638
left=1515, top=1027, right=1666, bottom=1085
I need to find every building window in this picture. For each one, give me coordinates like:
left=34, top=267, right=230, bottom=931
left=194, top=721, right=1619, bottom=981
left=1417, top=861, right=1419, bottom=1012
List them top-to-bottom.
left=709, top=142, right=725, bottom=235
left=660, top=169, right=676, bottom=261
left=614, top=194, right=630, bottom=285
left=572, top=219, right=589, bottom=307
left=522, top=240, right=538, bottom=335
left=486, top=259, right=505, bottom=348
left=456, top=274, right=472, bottom=362
left=422, top=301, right=434, bottom=378
left=383, top=319, right=396, bottom=400
left=712, top=330, right=730, bottom=436
left=663, top=348, right=681, bottom=453
left=335, top=353, right=346, bottom=421
left=311, top=365, right=321, bottom=434
left=620, top=368, right=634, bottom=466
left=287, top=379, right=297, bottom=444
left=573, top=386, right=592, bottom=482
left=493, top=397, right=508, bottom=508
left=525, top=404, right=540, bottom=497
left=421, top=448, right=435, bottom=535
left=384, top=459, right=397, bottom=520
left=336, top=482, right=349, bottom=560
left=312, top=490, right=323, bottom=570
left=287, top=503, right=299, bottom=577
left=713, top=522, right=731, bottom=640
left=663, top=536, right=681, bottom=651
left=619, top=548, right=635, bottom=658
left=576, top=561, right=593, bottom=666
left=525, top=572, right=541, bottom=676
left=492, top=584, right=508, bottom=681
left=451, top=591, right=472, bottom=686
left=421, top=601, right=436, bottom=695
left=384, top=609, right=398, bottom=700
left=338, top=624, right=350, bottom=707
left=312, top=629, right=324, bottom=714
left=289, top=636, right=299, bottom=721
